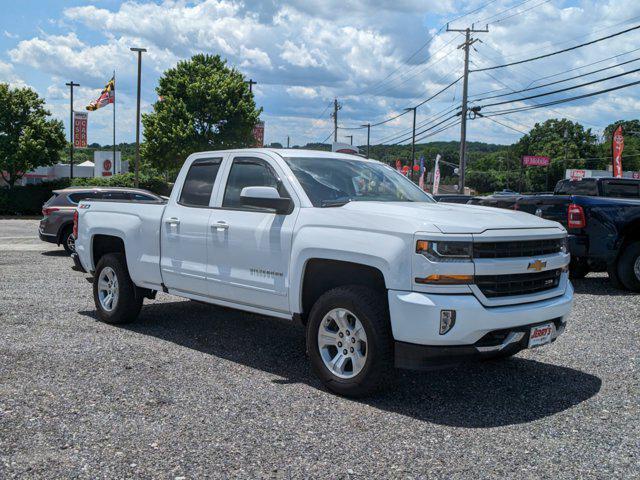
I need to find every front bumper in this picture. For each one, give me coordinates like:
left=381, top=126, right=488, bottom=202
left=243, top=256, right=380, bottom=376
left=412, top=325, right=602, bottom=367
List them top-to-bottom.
left=388, top=282, right=573, bottom=369
left=395, top=318, right=566, bottom=370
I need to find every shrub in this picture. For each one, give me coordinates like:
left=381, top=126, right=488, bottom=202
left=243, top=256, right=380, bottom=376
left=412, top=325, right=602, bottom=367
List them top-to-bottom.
left=0, top=179, right=71, bottom=216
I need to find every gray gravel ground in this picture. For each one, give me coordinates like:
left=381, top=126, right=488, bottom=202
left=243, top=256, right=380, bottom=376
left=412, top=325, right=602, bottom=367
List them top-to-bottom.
left=0, top=219, right=638, bottom=479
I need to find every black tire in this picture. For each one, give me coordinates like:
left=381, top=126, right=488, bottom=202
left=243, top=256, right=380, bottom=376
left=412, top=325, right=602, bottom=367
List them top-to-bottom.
left=61, top=226, right=75, bottom=255
left=617, top=241, right=640, bottom=292
left=93, top=253, right=143, bottom=324
left=569, top=258, right=589, bottom=279
left=607, top=262, right=626, bottom=290
left=306, top=286, right=393, bottom=397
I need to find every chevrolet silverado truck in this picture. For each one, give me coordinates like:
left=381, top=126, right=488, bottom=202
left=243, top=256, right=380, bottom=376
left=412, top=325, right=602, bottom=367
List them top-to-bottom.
left=73, top=149, right=573, bottom=397
left=515, top=178, right=640, bottom=290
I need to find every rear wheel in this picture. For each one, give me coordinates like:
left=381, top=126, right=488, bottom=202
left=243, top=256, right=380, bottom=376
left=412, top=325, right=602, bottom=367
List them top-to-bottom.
left=61, top=226, right=75, bottom=254
left=617, top=241, right=640, bottom=292
left=93, top=253, right=143, bottom=324
left=306, top=286, right=393, bottom=397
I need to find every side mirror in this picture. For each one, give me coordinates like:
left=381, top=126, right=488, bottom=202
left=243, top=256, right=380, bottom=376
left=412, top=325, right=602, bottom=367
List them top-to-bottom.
left=240, top=186, right=293, bottom=214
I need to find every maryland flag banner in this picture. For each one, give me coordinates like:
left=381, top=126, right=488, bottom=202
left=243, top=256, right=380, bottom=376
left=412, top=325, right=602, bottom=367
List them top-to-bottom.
left=86, top=76, right=115, bottom=111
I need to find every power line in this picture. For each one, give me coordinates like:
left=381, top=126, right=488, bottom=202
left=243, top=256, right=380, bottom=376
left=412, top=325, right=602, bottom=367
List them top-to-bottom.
left=476, top=0, right=541, bottom=25
left=491, top=0, right=551, bottom=24
left=472, top=24, right=640, bottom=72
left=470, top=47, right=607, bottom=130
left=472, top=56, right=640, bottom=102
left=479, top=66, right=640, bottom=108
left=481, top=78, right=640, bottom=116
left=373, top=104, right=460, bottom=144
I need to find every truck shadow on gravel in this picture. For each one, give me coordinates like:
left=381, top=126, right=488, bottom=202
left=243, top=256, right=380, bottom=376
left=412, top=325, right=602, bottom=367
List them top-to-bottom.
left=81, top=299, right=601, bottom=429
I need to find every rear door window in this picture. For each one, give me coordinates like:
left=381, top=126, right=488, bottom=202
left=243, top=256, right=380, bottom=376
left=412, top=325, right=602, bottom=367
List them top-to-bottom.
left=179, top=157, right=222, bottom=207
left=555, top=180, right=598, bottom=195
left=603, top=181, right=640, bottom=198
left=102, top=191, right=129, bottom=200
left=68, top=192, right=101, bottom=204
left=130, top=192, right=157, bottom=202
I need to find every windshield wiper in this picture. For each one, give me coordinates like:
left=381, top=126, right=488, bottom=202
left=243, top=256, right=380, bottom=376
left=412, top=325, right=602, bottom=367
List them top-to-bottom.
left=321, top=198, right=351, bottom=207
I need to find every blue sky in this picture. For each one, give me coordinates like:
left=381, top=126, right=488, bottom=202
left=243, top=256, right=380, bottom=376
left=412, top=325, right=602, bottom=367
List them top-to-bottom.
left=1, top=0, right=639, bottom=148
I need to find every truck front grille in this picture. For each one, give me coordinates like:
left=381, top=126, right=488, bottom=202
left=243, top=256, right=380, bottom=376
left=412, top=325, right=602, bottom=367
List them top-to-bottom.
left=473, top=239, right=563, bottom=259
left=476, top=268, right=562, bottom=298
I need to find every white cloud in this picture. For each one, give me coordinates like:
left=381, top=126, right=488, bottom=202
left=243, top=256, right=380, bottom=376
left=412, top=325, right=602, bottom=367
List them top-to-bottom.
left=5, top=0, right=640, bottom=146
left=0, top=60, right=27, bottom=88
left=286, top=86, right=319, bottom=99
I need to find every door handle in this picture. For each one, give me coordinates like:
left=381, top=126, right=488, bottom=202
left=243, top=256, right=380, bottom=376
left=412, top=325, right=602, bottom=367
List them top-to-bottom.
left=165, top=217, right=180, bottom=226
left=212, top=221, right=229, bottom=231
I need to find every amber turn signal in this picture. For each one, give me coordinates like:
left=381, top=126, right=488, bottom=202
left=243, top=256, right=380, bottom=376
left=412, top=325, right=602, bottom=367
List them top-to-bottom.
left=416, top=240, right=429, bottom=254
left=415, top=274, right=473, bottom=285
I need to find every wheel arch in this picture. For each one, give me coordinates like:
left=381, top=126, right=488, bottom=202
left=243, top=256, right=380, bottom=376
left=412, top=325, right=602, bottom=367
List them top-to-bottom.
left=56, top=221, right=74, bottom=245
left=91, top=234, right=127, bottom=272
left=295, top=257, right=388, bottom=324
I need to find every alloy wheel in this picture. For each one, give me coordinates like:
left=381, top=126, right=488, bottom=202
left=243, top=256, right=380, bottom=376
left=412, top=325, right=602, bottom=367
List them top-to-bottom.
left=97, top=266, right=119, bottom=312
left=317, top=308, right=368, bottom=379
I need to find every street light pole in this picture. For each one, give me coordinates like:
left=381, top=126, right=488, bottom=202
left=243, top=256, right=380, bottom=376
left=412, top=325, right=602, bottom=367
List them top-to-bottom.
left=130, top=47, right=147, bottom=188
left=65, top=81, right=80, bottom=180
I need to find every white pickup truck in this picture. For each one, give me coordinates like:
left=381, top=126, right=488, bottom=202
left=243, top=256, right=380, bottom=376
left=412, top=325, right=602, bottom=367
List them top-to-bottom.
left=73, top=149, right=573, bottom=396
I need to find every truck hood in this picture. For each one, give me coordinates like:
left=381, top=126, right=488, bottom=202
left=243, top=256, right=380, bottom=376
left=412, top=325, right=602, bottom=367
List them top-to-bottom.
left=339, top=201, right=563, bottom=234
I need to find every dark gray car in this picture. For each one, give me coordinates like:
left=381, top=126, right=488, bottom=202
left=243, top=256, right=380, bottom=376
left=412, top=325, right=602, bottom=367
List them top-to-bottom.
left=39, top=187, right=165, bottom=254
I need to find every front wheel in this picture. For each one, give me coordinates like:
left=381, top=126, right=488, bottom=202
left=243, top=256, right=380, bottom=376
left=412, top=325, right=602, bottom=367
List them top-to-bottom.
left=617, top=241, right=640, bottom=292
left=93, top=253, right=143, bottom=324
left=306, top=286, right=393, bottom=397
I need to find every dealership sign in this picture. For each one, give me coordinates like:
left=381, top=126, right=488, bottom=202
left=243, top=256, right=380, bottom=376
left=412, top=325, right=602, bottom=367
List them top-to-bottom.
left=73, top=111, right=88, bottom=149
left=522, top=155, right=550, bottom=166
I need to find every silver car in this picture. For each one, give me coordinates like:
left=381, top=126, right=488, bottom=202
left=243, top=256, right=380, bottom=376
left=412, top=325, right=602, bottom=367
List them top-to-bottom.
left=39, top=187, right=164, bottom=254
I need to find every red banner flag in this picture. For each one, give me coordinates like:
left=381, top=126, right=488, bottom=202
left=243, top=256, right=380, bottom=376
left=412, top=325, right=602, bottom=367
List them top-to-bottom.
left=73, top=112, right=87, bottom=148
left=612, top=125, right=624, bottom=178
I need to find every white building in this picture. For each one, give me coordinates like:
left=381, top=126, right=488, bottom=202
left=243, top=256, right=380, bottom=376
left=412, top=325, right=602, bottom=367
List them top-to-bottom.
left=7, top=151, right=128, bottom=186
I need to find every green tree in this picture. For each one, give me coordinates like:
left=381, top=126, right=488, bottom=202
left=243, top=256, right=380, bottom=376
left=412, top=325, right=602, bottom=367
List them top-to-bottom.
left=142, top=54, right=262, bottom=177
left=0, top=83, right=66, bottom=189
left=511, top=119, right=599, bottom=191
left=601, top=120, right=640, bottom=171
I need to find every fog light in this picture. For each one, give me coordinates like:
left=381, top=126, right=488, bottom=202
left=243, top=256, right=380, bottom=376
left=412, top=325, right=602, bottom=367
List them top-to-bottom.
left=440, top=310, right=456, bottom=335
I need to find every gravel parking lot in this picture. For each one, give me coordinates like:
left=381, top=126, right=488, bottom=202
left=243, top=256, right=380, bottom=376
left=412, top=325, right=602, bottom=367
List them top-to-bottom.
left=0, top=219, right=638, bottom=479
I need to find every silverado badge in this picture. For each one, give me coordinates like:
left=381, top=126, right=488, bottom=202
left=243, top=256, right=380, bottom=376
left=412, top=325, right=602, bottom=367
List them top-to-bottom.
left=528, top=259, right=547, bottom=272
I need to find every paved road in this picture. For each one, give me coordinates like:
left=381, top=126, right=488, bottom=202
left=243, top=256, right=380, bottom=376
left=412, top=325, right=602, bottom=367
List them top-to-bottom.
left=0, top=220, right=638, bottom=479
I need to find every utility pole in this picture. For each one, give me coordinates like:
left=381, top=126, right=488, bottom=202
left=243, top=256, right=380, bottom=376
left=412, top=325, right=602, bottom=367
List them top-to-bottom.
left=446, top=23, right=488, bottom=193
left=130, top=47, right=147, bottom=188
left=245, top=79, right=257, bottom=93
left=65, top=81, right=80, bottom=179
left=331, top=98, right=341, bottom=143
left=404, top=107, right=417, bottom=181
left=361, top=123, right=371, bottom=158
left=563, top=128, right=569, bottom=178
left=287, top=136, right=290, bottom=148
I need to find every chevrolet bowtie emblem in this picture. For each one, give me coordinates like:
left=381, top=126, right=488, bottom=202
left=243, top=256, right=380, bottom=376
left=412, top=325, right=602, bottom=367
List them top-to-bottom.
left=528, top=260, right=547, bottom=272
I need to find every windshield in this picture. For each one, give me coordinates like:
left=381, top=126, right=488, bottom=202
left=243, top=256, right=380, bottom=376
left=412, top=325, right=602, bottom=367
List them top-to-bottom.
left=284, top=157, right=434, bottom=207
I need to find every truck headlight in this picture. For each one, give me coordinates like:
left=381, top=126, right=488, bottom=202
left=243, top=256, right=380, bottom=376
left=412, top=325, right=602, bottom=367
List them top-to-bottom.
left=416, top=240, right=472, bottom=262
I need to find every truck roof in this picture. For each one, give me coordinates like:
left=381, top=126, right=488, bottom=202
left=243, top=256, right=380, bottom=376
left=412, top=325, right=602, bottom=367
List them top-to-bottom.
left=193, top=148, right=375, bottom=162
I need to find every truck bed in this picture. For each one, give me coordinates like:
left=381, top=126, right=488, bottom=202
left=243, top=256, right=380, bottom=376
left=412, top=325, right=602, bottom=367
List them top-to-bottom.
left=75, top=200, right=167, bottom=290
